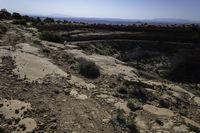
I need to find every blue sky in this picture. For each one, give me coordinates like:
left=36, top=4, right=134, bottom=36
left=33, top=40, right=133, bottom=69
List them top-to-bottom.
left=0, top=0, right=199, bottom=21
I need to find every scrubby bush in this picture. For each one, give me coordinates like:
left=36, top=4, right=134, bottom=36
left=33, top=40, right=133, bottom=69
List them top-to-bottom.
left=12, top=19, right=27, bottom=26
left=0, top=23, right=7, bottom=33
left=40, top=31, right=63, bottom=43
left=78, top=58, right=100, bottom=79
left=116, top=84, right=156, bottom=101
left=117, top=85, right=128, bottom=94
left=129, top=87, right=150, bottom=100
left=159, top=99, right=170, bottom=108
left=127, top=100, right=142, bottom=111
left=116, top=108, right=126, bottom=125
left=114, top=109, right=138, bottom=132
left=126, top=116, right=138, bottom=133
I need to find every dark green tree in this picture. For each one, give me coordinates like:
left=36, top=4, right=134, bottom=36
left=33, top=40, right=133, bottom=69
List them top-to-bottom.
left=12, top=12, right=22, bottom=19
left=44, top=17, right=54, bottom=23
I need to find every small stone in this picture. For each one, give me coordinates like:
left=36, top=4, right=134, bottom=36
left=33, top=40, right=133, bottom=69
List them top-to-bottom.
left=197, top=84, right=200, bottom=88
left=22, top=88, right=28, bottom=92
left=64, top=89, right=70, bottom=95
left=53, top=90, right=60, bottom=94
left=62, top=99, right=66, bottom=102
left=21, top=106, right=25, bottom=110
left=43, top=114, right=48, bottom=118
left=49, top=117, right=57, bottom=123
left=102, top=119, right=110, bottom=123
left=38, top=122, right=45, bottom=130
left=50, top=123, right=57, bottom=129
left=88, top=123, right=95, bottom=128
left=173, top=125, right=189, bottom=132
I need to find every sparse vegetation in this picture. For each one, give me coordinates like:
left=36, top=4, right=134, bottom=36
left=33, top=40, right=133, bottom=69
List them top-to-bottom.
left=43, top=17, right=55, bottom=23
left=12, top=19, right=27, bottom=26
left=36, top=22, right=200, bottom=43
left=0, top=23, right=7, bottom=33
left=40, top=31, right=63, bottom=43
left=78, top=58, right=100, bottom=79
left=116, top=84, right=156, bottom=102
left=117, top=85, right=128, bottom=95
left=159, top=99, right=170, bottom=108
left=127, top=100, right=142, bottom=111
left=115, top=108, right=126, bottom=125
left=115, top=109, right=138, bottom=132
left=179, top=109, right=188, bottom=116
left=126, top=116, right=138, bottom=133
left=187, top=124, right=200, bottom=132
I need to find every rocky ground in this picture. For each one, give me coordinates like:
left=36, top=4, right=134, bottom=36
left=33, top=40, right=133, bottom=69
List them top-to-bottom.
left=0, top=21, right=200, bottom=133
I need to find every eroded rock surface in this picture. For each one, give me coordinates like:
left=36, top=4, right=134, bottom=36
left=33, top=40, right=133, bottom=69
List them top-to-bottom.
left=0, top=21, right=200, bottom=133
left=0, top=99, right=36, bottom=133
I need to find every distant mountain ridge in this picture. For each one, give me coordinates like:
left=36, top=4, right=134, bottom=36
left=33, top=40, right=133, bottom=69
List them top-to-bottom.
left=28, top=14, right=200, bottom=25
left=152, top=18, right=196, bottom=24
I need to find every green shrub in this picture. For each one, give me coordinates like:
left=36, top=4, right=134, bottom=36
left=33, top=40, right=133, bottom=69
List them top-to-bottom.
left=12, top=19, right=27, bottom=26
left=0, top=24, right=7, bottom=33
left=40, top=31, right=63, bottom=43
left=79, top=58, right=100, bottom=79
left=116, top=83, right=156, bottom=101
left=117, top=85, right=128, bottom=94
left=159, top=99, right=170, bottom=108
left=127, top=100, right=142, bottom=111
left=116, top=108, right=126, bottom=125
left=114, top=109, right=138, bottom=132
left=126, top=116, right=138, bottom=133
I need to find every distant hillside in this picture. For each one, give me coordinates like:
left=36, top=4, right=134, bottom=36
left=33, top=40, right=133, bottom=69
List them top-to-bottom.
left=34, top=14, right=200, bottom=25
left=152, top=18, right=197, bottom=24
